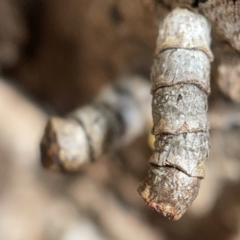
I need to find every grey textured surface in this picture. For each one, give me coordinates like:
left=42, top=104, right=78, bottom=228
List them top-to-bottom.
left=138, top=8, right=212, bottom=220
left=156, top=8, right=213, bottom=61
left=151, top=49, right=211, bottom=94
left=41, top=76, right=151, bottom=172
left=95, top=76, right=151, bottom=146
left=152, top=84, right=209, bottom=135
left=70, top=106, right=109, bottom=160
left=41, top=117, right=92, bottom=171
left=150, top=132, right=210, bottom=178
left=138, top=166, right=200, bottom=220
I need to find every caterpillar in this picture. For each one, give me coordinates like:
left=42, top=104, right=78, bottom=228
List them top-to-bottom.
left=138, top=8, right=213, bottom=220
left=41, top=75, right=151, bottom=172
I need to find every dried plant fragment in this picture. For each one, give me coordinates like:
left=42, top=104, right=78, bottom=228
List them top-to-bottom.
left=138, top=8, right=213, bottom=220
left=40, top=75, right=151, bottom=172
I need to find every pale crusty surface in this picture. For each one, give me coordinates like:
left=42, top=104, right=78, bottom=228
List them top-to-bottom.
left=139, top=8, right=212, bottom=220
left=156, top=8, right=213, bottom=60
left=151, top=49, right=211, bottom=94
left=41, top=76, right=151, bottom=172
left=152, top=84, right=209, bottom=135
left=69, top=106, right=109, bottom=160
left=41, top=117, right=90, bottom=172
left=150, top=132, right=210, bottom=178
left=138, top=166, right=200, bottom=220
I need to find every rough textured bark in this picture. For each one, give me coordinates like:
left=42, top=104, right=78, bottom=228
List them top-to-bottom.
left=199, top=0, right=240, bottom=52
left=138, top=8, right=213, bottom=220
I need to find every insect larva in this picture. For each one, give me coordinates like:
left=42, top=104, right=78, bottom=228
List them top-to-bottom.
left=138, top=8, right=213, bottom=220
left=40, top=75, right=151, bottom=172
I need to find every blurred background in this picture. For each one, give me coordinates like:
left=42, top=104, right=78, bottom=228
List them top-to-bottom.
left=1, top=0, right=240, bottom=239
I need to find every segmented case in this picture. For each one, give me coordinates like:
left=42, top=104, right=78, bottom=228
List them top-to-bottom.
left=138, top=8, right=213, bottom=220
left=41, top=76, right=151, bottom=172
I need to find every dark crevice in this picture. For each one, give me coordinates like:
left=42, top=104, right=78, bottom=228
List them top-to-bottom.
left=23, top=0, right=45, bottom=58
left=192, top=0, right=208, bottom=8
left=109, top=3, right=123, bottom=25
left=152, top=82, right=209, bottom=97
left=177, top=94, right=183, bottom=102
left=99, top=102, right=126, bottom=138
left=71, top=116, right=95, bottom=162
left=150, top=163, right=202, bottom=179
